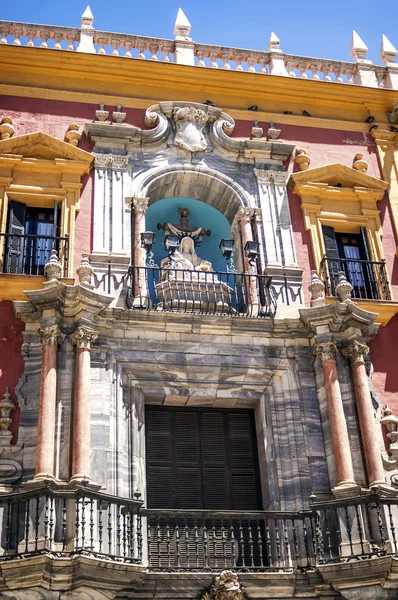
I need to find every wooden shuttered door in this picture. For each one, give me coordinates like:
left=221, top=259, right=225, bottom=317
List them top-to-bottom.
left=5, top=201, right=26, bottom=274
left=146, top=406, right=262, bottom=510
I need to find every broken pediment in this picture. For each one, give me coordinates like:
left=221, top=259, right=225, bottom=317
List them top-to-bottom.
left=0, top=131, right=93, bottom=165
left=289, top=163, right=388, bottom=196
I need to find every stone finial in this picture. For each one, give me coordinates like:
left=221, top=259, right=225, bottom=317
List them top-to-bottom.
left=81, top=5, right=94, bottom=27
left=174, top=8, right=191, bottom=38
left=351, top=30, right=368, bottom=61
left=268, top=32, right=281, bottom=52
left=380, top=34, right=397, bottom=65
left=95, top=104, right=109, bottom=122
left=112, top=106, right=126, bottom=124
left=0, top=116, right=15, bottom=140
left=267, top=122, right=281, bottom=140
left=65, top=124, right=82, bottom=147
left=251, top=125, right=263, bottom=138
left=294, top=148, right=311, bottom=171
left=353, top=152, right=368, bottom=173
left=44, top=249, right=62, bottom=284
left=76, top=252, right=94, bottom=288
left=308, top=270, right=325, bottom=307
left=335, top=271, right=353, bottom=302
left=0, top=388, right=15, bottom=445
left=382, top=406, right=398, bottom=458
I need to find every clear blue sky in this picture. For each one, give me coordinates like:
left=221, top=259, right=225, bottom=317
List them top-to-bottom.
left=2, top=0, right=397, bottom=65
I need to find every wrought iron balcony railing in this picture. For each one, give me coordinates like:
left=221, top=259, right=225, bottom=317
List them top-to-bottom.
left=0, top=232, right=69, bottom=277
left=320, top=256, right=391, bottom=301
left=127, top=265, right=277, bottom=318
left=0, top=487, right=397, bottom=571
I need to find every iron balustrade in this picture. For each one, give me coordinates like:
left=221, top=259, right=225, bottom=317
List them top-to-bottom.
left=0, top=232, right=69, bottom=277
left=320, top=256, right=391, bottom=301
left=127, top=265, right=277, bottom=318
left=0, top=486, right=143, bottom=562
left=0, top=489, right=397, bottom=570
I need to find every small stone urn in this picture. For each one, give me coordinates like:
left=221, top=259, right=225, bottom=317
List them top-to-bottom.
left=95, top=104, right=109, bottom=122
left=112, top=105, right=126, bottom=124
left=0, top=116, right=15, bottom=140
left=65, top=123, right=82, bottom=147
left=294, top=148, right=311, bottom=171
left=353, top=153, right=368, bottom=173
left=44, top=249, right=62, bottom=284
left=76, top=252, right=94, bottom=288
left=308, top=270, right=325, bottom=307
left=336, top=271, right=353, bottom=302
left=382, top=406, right=398, bottom=459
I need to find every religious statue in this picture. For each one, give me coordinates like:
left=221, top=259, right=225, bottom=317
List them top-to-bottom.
left=158, top=207, right=210, bottom=244
left=160, top=236, right=213, bottom=275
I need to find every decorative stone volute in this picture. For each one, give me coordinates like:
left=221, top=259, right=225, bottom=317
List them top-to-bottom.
left=95, top=104, right=109, bottom=122
left=173, top=106, right=209, bottom=152
left=0, top=116, right=15, bottom=140
left=65, top=123, right=82, bottom=147
left=294, top=148, right=311, bottom=171
left=353, top=152, right=368, bottom=173
left=132, top=197, right=149, bottom=213
left=44, top=249, right=62, bottom=284
left=76, top=252, right=94, bottom=288
left=308, top=270, right=325, bottom=307
left=336, top=271, right=353, bottom=302
left=37, top=324, right=65, bottom=348
left=69, top=326, right=99, bottom=350
left=342, top=340, right=369, bottom=363
left=315, top=341, right=337, bottom=363
left=0, top=388, right=15, bottom=444
left=202, top=571, right=245, bottom=600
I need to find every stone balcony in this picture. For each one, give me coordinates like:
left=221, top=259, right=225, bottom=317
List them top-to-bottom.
left=0, top=7, right=397, bottom=89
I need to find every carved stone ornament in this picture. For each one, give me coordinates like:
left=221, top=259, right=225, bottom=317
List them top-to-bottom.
left=387, top=102, right=398, bottom=124
left=95, top=104, right=109, bottom=122
left=173, top=106, right=210, bottom=152
left=0, top=115, right=15, bottom=140
left=65, top=123, right=82, bottom=147
left=294, top=148, right=311, bottom=171
left=353, top=152, right=368, bottom=173
left=94, top=153, right=129, bottom=170
left=254, top=169, right=289, bottom=187
left=132, top=197, right=149, bottom=213
left=44, top=248, right=62, bottom=283
left=76, top=252, right=94, bottom=287
left=308, top=270, right=325, bottom=307
left=335, top=271, right=353, bottom=302
left=37, top=325, right=65, bottom=348
left=69, top=327, right=99, bottom=350
left=342, top=340, right=369, bottom=363
left=315, top=341, right=337, bottom=363
left=0, top=388, right=15, bottom=444
left=382, top=405, right=398, bottom=459
left=202, top=571, right=245, bottom=600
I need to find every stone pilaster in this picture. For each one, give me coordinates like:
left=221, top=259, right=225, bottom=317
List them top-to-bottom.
left=35, top=325, right=65, bottom=480
left=69, top=326, right=99, bottom=482
left=342, top=340, right=386, bottom=488
left=315, top=342, right=357, bottom=494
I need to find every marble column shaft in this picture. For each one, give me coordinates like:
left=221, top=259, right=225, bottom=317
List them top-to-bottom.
left=132, top=197, right=149, bottom=297
left=235, top=207, right=259, bottom=309
left=35, top=325, right=65, bottom=479
left=69, top=327, right=99, bottom=481
left=343, top=341, right=385, bottom=487
left=316, top=342, right=356, bottom=488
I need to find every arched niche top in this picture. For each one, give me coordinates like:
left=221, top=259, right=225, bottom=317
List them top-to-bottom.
left=130, top=164, right=254, bottom=224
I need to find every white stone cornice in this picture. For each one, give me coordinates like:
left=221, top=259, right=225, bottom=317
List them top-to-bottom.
left=37, top=325, right=65, bottom=348
left=69, top=326, right=99, bottom=350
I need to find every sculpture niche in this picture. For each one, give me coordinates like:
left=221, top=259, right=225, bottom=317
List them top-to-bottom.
left=156, top=236, right=236, bottom=314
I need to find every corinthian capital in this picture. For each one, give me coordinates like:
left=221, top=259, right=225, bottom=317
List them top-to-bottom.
left=132, top=197, right=149, bottom=213
left=37, top=325, right=65, bottom=348
left=69, top=327, right=99, bottom=350
left=342, top=340, right=369, bottom=364
left=315, top=341, right=337, bottom=363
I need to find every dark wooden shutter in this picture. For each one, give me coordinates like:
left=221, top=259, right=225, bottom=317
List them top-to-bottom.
left=5, top=201, right=26, bottom=274
left=321, top=225, right=339, bottom=259
left=359, top=227, right=371, bottom=261
left=146, top=408, right=174, bottom=509
left=174, top=410, right=202, bottom=508
left=202, top=411, right=230, bottom=509
left=228, top=412, right=261, bottom=510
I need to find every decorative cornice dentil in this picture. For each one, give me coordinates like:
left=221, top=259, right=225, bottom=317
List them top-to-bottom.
left=37, top=325, right=65, bottom=348
left=69, top=327, right=99, bottom=350
left=342, top=340, right=369, bottom=363
left=315, top=341, right=337, bottom=363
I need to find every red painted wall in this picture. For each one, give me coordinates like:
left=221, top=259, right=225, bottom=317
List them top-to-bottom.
left=0, top=301, right=24, bottom=443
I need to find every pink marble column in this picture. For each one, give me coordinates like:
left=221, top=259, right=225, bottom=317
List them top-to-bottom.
left=132, top=197, right=149, bottom=299
left=234, top=207, right=259, bottom=313
left=35, top=325, right=65, bottom=480
left=69, top=326, right=99, bottom=482
left=343, top=340, right=385, bottom=488
left=316, top=342, right=356, bottom=489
